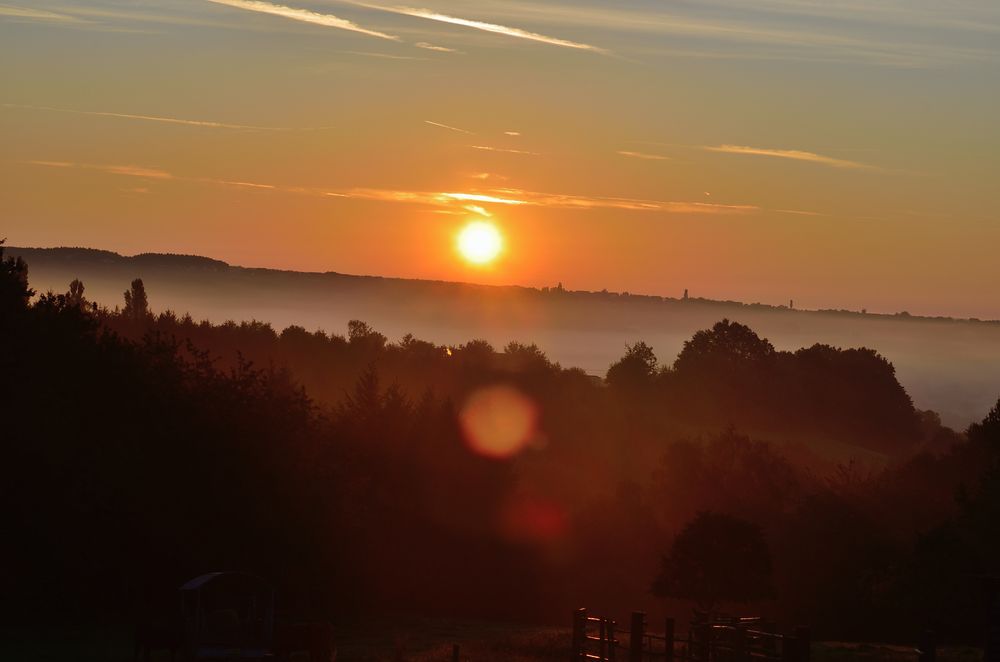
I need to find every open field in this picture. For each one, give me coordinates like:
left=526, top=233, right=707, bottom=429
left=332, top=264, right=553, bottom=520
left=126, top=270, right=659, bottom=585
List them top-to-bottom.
left=814, top=642, right=982, bottom=662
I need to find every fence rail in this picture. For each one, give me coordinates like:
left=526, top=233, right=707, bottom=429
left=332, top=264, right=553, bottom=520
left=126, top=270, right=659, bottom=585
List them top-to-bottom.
left=572, top=609, right=939, bottom=662
left=572, top=609, right=808, bottom=662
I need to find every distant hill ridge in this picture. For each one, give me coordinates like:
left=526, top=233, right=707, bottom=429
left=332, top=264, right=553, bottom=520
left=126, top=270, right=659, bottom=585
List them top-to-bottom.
left=9, top=245, right=996, bottom=325
left=16, top=246, right=230, bottom=271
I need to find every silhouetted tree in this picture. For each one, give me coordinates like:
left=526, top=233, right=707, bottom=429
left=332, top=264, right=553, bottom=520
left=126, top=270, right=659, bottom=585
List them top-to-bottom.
left=0, top=239, right=32, bottom=314
left=66, top=278, right=87, bottom=309
left=123, top=278, right=150, bottom=323
left=347, top=319, right=387, bottom=357
left=673, top=319, right=775, bottom=375
left=658, top=320, right=919, bottom=451
left=456, top=338, right=495, bottom=372
left=503, top=341, right=552, bottom=374
left=606, top=341, right=658, bottom=391
left=786, top=344, right=918, bottom=447
left=339, top=362, right=386, bottom=433
left=968, top=398, right=1000, bottom=450
left=651, top=429, right=801, bottom=526
left=771, top=492, right=893, bottom=638
left=652, top=511, right=773, bottom=611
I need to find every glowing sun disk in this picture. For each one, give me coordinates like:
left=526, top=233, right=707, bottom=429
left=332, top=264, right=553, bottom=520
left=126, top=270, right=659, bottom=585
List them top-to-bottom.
left=457, top=221, right=503, bottom=264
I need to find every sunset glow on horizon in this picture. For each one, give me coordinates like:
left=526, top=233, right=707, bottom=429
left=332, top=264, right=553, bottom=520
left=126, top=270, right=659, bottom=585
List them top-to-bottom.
left=2, top=0, right=999, bottom=318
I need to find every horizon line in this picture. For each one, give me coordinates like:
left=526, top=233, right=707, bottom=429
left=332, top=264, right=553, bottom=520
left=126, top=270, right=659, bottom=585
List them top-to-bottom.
left=7, top=243, right=998, bottom=325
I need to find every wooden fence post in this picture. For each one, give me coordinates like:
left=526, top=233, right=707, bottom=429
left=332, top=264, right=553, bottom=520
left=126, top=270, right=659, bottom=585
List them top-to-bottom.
left=572, top=608, right=587, bottom=661
left=629, top=612, right=645, bottom=662
left=608, top=618, right=617, bottom=662
left=664, top=618, right=675, bottom=662
left=697, top=623, right=710, bottom=662
left=733, top=626, right=747, bottom=662
left=795, top=627, right=811, bottom=662
left=918, top=630, right=936, bottom=662
left=781, top=633, right=798, bottom=662
left=452, top=643, right=460, bottom=662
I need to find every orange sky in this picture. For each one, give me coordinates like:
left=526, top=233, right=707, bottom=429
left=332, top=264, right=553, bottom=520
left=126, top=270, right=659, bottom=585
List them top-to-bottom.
left=2, top=0, right=999, bottom=318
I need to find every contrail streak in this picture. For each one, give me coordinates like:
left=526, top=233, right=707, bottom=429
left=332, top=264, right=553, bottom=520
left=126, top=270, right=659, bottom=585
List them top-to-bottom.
left=206, top=0, right=399, bottom=40
left=350, top=2, right=607, bottom=53
left=2, top=103, right=305, bottom=131
left=424, top=120, right=474, bottom=134
left=703, top=144, right=877, bottom=170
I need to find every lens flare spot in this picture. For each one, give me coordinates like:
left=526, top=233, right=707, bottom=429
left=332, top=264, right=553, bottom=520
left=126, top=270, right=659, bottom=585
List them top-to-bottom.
left=459, top=385, right=538, bottom=459
left=500, top=494, right=568, bottom=544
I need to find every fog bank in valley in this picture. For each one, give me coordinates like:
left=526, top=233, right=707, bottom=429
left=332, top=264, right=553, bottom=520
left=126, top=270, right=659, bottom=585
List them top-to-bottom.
left=14, top=246, right=1000, bottom=428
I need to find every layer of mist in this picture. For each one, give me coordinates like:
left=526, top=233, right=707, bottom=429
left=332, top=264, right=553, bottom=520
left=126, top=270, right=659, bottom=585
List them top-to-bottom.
left=13, top=246, right=1000, bottom=427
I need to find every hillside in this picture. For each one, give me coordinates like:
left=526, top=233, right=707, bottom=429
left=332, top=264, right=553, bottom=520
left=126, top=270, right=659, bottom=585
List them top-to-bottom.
left=11, top=246, right=1000, bottom=427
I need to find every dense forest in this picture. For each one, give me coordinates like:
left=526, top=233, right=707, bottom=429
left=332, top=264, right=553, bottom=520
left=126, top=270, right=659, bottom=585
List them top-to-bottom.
left=3, top=241, right=1000, bottom=644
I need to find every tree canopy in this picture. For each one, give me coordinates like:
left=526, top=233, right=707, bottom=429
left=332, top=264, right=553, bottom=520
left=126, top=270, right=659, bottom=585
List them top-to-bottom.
left=652, top=511, right=774, bottom=611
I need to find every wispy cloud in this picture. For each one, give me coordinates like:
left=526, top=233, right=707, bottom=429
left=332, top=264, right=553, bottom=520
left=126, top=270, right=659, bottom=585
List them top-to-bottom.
left=205, top=0, right=399, bottom=40
left=697, top=0, right=1000, bottom=37
left=450, top=1, right=998, bottom=67
left=351, top=3, right=607, bottom=53
left=0, top=5, right=85, bottom=22
left=415, top=41, right=458, bottom=53
left=343, top=50, right=423, bottom=60
left=2, top=103, right=309, bottom=131
left=424, top=120, right=474, bottom=134
left=504, top=131, right=521, bottom=137
left=703, top=144, right=878, bottom=170
left=470, top=145, right=538, bottom=155
left=618, top=150, right=671, bottom=161
left=26, top=159, right=805, bottom=217
left=27, top=160, right=285, bottom=190
left=28, top=160, right=175, bottom=180
left=468, top=172, right=507, bottom=181
left=216, top=180, right=277, bottom=189
left=327, top=186, right=757, bottom=215
left=489, top=188, right=757, bottom=214
left=439, top=192, right=525, bottom=205
left=463, top=204, right=491, bottom=217
left=774, top=208, right=824, bottom=217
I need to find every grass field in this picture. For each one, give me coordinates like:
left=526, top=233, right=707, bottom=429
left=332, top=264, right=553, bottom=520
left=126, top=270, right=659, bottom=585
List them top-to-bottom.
left=333, top=619, right=568, bottom=661
left=0, top=621, right=985, bottom=661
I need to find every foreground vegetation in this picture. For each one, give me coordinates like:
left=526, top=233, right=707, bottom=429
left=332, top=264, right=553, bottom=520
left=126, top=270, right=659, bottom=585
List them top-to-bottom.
left=3, top=241, right=1000, bottom=650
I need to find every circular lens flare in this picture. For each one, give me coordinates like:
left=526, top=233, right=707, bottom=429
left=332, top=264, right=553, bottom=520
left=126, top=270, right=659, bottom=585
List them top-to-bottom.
left=457, top=221, right=503, bottom=265
left=459, top=385, right=537, bottom=459
left=500, top=494, right=568, bottom=544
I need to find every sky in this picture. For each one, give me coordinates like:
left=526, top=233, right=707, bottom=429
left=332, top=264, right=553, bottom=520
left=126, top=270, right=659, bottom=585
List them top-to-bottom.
left=2, top=0, right=999, bottom=318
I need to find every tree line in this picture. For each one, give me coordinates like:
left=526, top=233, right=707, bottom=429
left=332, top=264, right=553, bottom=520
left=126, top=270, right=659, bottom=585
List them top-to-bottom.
left=3, top=243, right=999, bottom=644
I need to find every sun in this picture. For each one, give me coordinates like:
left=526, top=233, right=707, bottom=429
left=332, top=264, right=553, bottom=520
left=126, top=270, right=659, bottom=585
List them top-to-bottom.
left=456, top=221, right=503, bottom=265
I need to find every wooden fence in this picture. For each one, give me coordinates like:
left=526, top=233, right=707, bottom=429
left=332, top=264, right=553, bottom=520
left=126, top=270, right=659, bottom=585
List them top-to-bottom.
left=571, top=609, right=808, bottom=662
left=572, top=609, right=940, bottom=662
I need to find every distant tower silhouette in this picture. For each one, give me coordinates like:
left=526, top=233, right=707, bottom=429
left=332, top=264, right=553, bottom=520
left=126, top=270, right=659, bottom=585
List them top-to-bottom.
left=683, top=288, right=689, bottom=300
left=790, top=299, right=794, bottom=309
